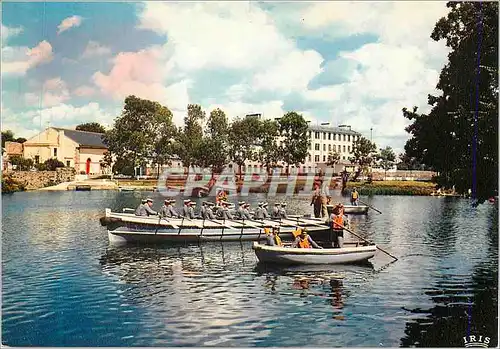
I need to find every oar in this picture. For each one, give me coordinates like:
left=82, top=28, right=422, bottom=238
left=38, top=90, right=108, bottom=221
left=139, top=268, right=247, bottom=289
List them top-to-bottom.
left=359, top=200, right=382, bottom=214
left=342, top=225, right=398, bottom=261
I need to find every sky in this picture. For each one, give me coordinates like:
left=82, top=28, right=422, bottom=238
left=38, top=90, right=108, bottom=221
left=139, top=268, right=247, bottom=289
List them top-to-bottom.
left=1, top=1, right=451, bottom=155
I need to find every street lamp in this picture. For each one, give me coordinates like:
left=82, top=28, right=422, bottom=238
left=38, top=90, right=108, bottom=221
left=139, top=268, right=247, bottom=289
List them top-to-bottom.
left=370, top=127, right=373, bottom=142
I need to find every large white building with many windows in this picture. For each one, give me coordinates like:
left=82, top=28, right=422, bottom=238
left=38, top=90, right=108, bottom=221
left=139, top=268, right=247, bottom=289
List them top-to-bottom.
left=243, top=123, right=361, bottom=174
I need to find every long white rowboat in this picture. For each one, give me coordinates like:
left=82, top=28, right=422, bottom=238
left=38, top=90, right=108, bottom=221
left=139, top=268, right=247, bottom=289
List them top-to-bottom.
left=327, top=204, right=369, bottom=215
left=101, top=209, right=331, bottom=244
left=252, top=241, right=376, bottom=265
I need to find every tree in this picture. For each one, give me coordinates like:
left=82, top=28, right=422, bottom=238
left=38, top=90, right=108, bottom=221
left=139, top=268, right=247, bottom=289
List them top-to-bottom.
left=403, top=2, right=498, bottom=203
left=104, top=95, right=176, bottom=176
left=173, top=104, right=205, bottom=170
left=197, top=108, right=229, bottom=177
left=278, top=111, right=310, bottom=175
left=228, top=115, right=261, bottom=180
left=256, top=119, right=281, bottom=174
left=76, top=122, right=106, bottom=133
left=2, top=130, right=15, bottom=148
left=349, top=136, right=377, bottom=180
left=14, top=137, right=26, bottom=143
left=377, top=146, right=396, bottom=180
left=327, top=151, right=341, bottom=168
left=9, top=156, right=33, bottom=171
left=44, top=158, right=65, bottom=171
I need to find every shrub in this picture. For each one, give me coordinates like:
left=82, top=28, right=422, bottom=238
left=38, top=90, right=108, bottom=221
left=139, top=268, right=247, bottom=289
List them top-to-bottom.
left=44, top=158, right=65, bottom=171
left=2, top=175, right=25, bottom=193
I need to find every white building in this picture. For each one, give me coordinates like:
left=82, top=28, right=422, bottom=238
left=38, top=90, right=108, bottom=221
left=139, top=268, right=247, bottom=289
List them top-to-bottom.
left=244, top=124, right=361, bottom=174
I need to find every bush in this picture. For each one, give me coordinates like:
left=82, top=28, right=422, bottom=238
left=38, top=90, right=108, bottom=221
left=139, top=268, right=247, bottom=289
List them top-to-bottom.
left=9, top=156, right=34, bottom=171
left=44, top=158, right=65, bottom=171
left=35, top=163, right=48, bottom=171
left=2, top=175, right=25, bottom=193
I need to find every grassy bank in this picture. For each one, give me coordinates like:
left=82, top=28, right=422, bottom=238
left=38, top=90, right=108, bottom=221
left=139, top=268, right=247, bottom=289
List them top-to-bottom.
left=345, top=180, right=436, bottom=196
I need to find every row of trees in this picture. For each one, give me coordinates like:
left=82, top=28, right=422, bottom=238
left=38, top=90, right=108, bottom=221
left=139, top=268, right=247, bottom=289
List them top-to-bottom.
left=403, top=1, right=498, bottom=202
left=103, top=96, right=312, bottom=178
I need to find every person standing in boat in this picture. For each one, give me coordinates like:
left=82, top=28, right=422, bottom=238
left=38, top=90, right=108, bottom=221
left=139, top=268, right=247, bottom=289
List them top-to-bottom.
left=310, top=185, right=323, bottom=218
left=350, top=188, right=359, bottom=206
left=134, top=199, right=147, bottom=216
left=330, top=204, right=348, bottom=248
left=293, top=229, right=323, bottom=249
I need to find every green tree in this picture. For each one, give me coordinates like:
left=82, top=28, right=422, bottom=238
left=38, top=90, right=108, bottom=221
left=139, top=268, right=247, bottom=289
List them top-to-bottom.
left=403, top=2, right=498, bottom=202
left=104, top=95, right=176, bottom=176
left=173, top=104, right=205, bottom=169
left=197, top=108, right=229, bottom=176
left=278, top=112, right=310, bottom=175
left=228, top=115, right=261, bottom=180
left=256, top=119, right=281, bottom=174
left=76, top=122, right=107, bottom=133
left=2, top=130, right=15, bottom=148
left=349, top=136, right=377, bottom=180
left=14, top=137, right=27, bottom=143
left=377, top=146, right=396, bottom=180
left=327, top=151, right=341, bottom=168
left=9, top=156, right=34, bottom=171
left=44, top=158, right=65, bottom=171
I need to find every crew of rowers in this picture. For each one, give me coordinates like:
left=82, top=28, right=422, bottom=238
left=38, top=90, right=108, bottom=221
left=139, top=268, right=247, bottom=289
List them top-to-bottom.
left=134, top=198, right=289, bottom=220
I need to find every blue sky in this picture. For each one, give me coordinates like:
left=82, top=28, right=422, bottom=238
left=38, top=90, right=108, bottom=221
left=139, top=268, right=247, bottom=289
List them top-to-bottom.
left=1, top=1, right=450, bottom=154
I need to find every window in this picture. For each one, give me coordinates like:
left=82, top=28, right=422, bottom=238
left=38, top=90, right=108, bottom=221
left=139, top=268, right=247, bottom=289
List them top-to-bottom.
left=315, top=132, right=320, bottom=139
left=323, top=132, right=326, bottom=140
left=328, top=133, right=331, bottom=140
left=333, top=134, right=336, bottom=141
left=343, top=134, right=346, bottom=141
left=348, top=135, right=351, bottom=142
left=280, top=141, right=283, bottom=147
left=309, top=143, right=312, bottom=150
left=315, top=143, right=320, bottom=150
left=323, top=144, right=326, bottom=151
left=328, top=144, right=331, bottom=151
left=343, top=145, right=346, bottom=152
left=348, top=146, right=351, bottom=152
left=53, top=148, right=57, bottom=157
left=35, top=155, right=40, bottom=164
left=308, top=155, right=311, bottom=162
left=314, top=155, right=320, bottom=162
left=323, top=155, right=326, bottom=162
left=343, top=156, right=346, bottom=160
left=66, top=161, right=70, bottom=167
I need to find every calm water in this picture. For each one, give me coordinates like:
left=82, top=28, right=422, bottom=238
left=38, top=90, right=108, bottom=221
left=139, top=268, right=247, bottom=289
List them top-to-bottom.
left=2, top=191, right=498, bottom=347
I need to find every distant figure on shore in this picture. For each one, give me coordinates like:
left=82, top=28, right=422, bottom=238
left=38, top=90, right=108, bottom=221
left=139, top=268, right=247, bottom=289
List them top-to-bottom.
left=350, top=188, right=359, bottom=206
left=135, top=198, right=157, bottom=216
left=160, top=199, right=180, bottom=218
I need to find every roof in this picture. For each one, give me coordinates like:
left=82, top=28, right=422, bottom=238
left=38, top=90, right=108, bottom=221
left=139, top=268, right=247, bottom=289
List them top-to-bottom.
left=308, top=125, right=360, bottom=135
left=53, top=128, right=107, bottom=148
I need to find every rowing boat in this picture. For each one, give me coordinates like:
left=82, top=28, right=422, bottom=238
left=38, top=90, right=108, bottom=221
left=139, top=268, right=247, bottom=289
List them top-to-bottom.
left=326, top=204, right=369, bottom=215
left=100, top=209, right=331, bottom=244
left=252, top=242, right=376, bottom=265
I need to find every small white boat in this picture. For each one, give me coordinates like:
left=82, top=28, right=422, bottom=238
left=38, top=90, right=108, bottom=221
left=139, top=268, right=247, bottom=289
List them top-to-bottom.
left=327, top=204, right=369, bottom=215
left=252, top=241, right=376, bottom=265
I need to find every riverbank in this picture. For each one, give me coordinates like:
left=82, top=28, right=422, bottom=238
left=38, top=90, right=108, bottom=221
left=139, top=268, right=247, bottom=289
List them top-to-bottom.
left=345, top=180, right=436, bottom=196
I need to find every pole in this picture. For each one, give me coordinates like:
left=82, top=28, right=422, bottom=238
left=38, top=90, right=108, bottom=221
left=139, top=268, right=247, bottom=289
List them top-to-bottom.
left=342, top=225, right=398, bottom=261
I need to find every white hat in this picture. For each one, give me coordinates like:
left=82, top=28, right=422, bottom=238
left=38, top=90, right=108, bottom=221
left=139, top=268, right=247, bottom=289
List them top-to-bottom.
left=146, top=198, right=153, bottom=202
left=141, top=199, right=147, bottom=203
left=183, top=199, right=191, bottom=204
left=238, top=201, right=245, bottom=205
left=258, top=202, right=263, bottom=207
left=263, top=202, right=268, bottom=207
left=281, top=202, right=287, bottom=207
left=274, top=203, right=280, bottom=206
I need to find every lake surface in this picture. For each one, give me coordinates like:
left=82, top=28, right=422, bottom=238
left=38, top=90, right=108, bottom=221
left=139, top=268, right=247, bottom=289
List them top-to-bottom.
left=2, top=190, right=498, bottom=347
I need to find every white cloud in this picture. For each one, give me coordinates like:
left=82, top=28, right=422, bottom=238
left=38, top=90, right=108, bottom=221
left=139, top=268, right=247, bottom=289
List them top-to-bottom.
left=57, top=15, right=83, bottom=34
left=1, top=24, right=23, bottom=45
left=2, top=40, right=53, bottom=76
left=82, top=40, right=111, bottom=58
left=24, top=77, right=70, bottom=107
left=73, top=85, right=96, bottom=97
left=2, top=103, right=115, bottom=138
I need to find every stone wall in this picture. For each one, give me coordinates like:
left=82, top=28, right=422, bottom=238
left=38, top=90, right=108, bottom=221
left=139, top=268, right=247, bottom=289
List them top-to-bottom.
left=5, top=167, right=76, bottom=190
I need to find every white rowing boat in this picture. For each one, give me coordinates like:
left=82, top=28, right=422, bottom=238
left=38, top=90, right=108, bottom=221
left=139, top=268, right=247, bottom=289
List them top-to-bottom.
left=326, top=204, right=369, bottom=215
left=100, top=209, right=331, bottom=244
left=252, top=242, right=376, bottom=265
